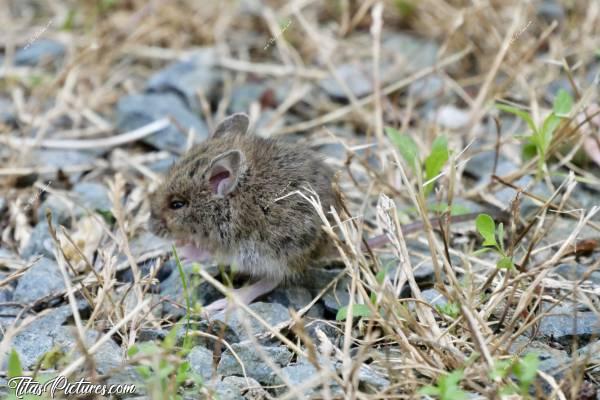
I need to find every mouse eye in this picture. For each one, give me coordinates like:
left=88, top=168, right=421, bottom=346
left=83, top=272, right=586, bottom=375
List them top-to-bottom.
left=169, top=199, right=187, bottom=210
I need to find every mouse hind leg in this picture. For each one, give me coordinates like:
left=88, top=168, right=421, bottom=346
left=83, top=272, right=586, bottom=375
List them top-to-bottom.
left=202, top=276, right=283, bottom=315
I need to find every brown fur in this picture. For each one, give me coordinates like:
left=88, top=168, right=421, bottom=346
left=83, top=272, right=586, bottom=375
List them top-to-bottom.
left=149, top=114, right=342, bottom=281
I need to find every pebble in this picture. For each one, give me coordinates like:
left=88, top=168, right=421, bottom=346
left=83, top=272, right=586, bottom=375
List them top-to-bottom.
left=13, top=39, right=65, bottom=66
left=146, top=48, right=221, bottom=113
left=116, top=93, right=208, bottom=153
left=13, top=257, right=65, bottom=302
left=213, top=302, right=291, bottom=341
left=217, top=341, right=292, bottom=383
left=187, top=345, right=215, bottom=379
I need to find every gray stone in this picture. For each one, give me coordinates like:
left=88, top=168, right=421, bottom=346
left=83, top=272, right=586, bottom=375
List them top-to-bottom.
left=537, top=0, right=565, bottom=23
left=382, top=33, right=439, bottom=72
left=14, top=39, right=65, bottom=66
left=146, top=48, right=221, bottom=112
left=319, top=63, right=373, bottom=99
left=408, top=74, right=444, bottom=102
left=228, top=82, right=267, bottom=114
left=116, top=93, right=208, bottom=153
left=0, top=97, right=16, bottom=126
left=29, top=149, right=99, bottom=176
left=147, top=153, right=178, bottom=173
left=73, top=182, right=112, bottom=212
left=37, top=194, right=72, bottom=226
left=13, top=257, right=64, bottom=302
left=160, top=262, right=221, bottom=319
left=553, top=263, right=600, bottom=285
left=322, top=280, right=350, bottom=313
left=266, top=286, right=322, bottom=318
left=421, top=289, right=447, bottom=307
left=213, top=302, right=291, bottom=340
left=537, top=305, right=600, bottom=345
left=509, top=336, right=571, bottom=394
left=217, top=341, right=291, bottom=383
left=577, top=341, right=600, bottom=365
left=187, top=346, right=215, bottom=379
left=269, top=360, right=342, bottom=397
left=355, top=365, right=390, bottom=391
left=221, top=376, right=265, bottom=400
left=211, top=380, right=244, bottom=400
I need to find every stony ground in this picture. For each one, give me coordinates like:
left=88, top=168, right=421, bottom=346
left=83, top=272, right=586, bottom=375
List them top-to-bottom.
left=0, top=1, right=599, bottom=399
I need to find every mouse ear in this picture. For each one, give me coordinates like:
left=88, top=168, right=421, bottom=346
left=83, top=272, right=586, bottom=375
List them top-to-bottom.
left=212, top=113, right=249, bottom=138
left=207, top=150, right=245, bottom=197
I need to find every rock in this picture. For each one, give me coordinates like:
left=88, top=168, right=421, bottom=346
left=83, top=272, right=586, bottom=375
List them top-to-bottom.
left=537, top=0, right=565, bottom=23
left=382, top=33, right=438, bottom=73
left=14, top=39, right=65, bottom=66
left=146, top=48, right=220, bottom=113
left=319, top=63, right=373, bottom=99
left=408, top=74, right=445, bottom=102
left=228, top=82, right=267, bottom=114
left=116, top=93, right=208, bottom=153
left=0, top=97, right=17, bottom=127
left=433, top=105, right=471, bottom=130
left=32, top=149, right=99, bottom=170
left=37, top=181, right=110, bottom=225
left=72, top=182, right=112, bottom=212
left=13, top=257, right=65, bottom=302
left=160, top=263, right=221, bottom=319
left=553, top=263, right=600, bottom=285
left=322, top=280, right=350, bottom=313
left=265, top=286, right=323, bottom=318
left=421, top=289, right=447, bottom=307
left=213, top=302, right=291, bottom=341
left=6, top=305, right=96, bottom=369
left=537, top=305, right=600, bottom=345
left=177, top=319, right=239, bottom=348
left=509, top=336, right=571, bottom=394
left=217, top=341, right=292, bottom=383
left=577, top=341, right=600, bottom=365
left=187, top=346, right=215, bottom=379
left=269, top=360, right=341, bottom=397
left=355, top=365, right=390, bottom=392
left=221, top=376, right=266, bottom=400
left=210, top=380, right=244, bottom=400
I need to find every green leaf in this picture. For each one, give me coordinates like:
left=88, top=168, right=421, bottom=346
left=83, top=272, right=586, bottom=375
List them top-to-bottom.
left=553, top=89, right=573, bottom=117
left=497, top=104, right=537, bottom=135
left=540, top=113, right=561, bottom=153
left=385, top=127, right=420, bottom=172
left=424, top=136, right=449, bottom=194
left=521, top=141, right=538, bottom=161
left=475, top=214, right=497, bottom=247
left=497, top=222, right=505, bottom=252
left=497, top=257, right=514, bottom=270
left=436, top=302, right=460, bottom=319
left=336, top=304, right=372, bottom=321
left=7, top=349, right=22, bottom=378
left=513, top=353, right=540, bottom=385
left=490, top=359, right=512, bottom=380
left=418, top=385, right=440, bottom=395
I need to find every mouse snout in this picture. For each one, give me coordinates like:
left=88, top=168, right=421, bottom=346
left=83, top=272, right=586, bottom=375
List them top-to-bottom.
left=148, top=213, right=168, bottom=237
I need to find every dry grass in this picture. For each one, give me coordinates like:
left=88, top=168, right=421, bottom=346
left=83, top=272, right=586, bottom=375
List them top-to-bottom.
left=1, top=0, right=599, bottom=399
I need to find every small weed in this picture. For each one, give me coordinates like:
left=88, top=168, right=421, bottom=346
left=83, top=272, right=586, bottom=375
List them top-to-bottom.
left=497, top=89, right=573, bottom=177
left=474, top=214, right=514, bottom=270
left=419, top=369, right=468, bottom=400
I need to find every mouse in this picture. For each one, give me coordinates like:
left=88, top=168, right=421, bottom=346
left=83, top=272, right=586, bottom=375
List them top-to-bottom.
left=149, top=113, right=343, bottom=314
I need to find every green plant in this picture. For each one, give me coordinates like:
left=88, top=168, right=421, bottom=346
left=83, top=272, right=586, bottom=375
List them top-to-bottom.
left=497, top=89, right=573, bottom=176
left=385, top=127, right=449, bottom=196
left=474, top=214, right=514, bottom=270
left=435, top=302, right=460, bottom=319
left=128, top=326, right=203, bottom=400
left=491, top=353, right=540, bottom=397
left=419, top=369, right=468, bottom=400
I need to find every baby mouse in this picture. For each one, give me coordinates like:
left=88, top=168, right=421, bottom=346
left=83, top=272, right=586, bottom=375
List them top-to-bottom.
left=149, top=113, right=343, bottom=314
